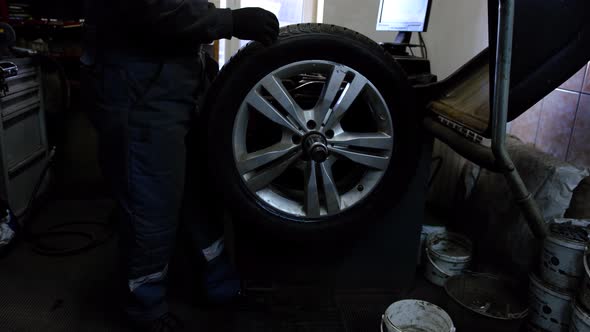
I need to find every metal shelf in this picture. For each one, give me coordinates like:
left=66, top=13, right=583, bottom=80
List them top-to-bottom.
left=0, top=57, right=49, bottom=216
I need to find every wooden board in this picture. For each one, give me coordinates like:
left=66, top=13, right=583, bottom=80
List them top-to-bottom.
left=429, top=64, right=491, bottom=134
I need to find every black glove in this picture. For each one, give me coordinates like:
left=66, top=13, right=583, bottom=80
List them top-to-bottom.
left=232, top=8, right=279, bottom=45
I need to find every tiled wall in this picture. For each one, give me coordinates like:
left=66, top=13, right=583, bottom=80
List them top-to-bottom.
left=510, top=62, right=590, bottom=169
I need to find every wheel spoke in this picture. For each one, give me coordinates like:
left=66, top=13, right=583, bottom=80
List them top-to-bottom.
left=235, top=61, right=394, bottom=219
left=315, top=65, right=347, bottom=124
left=324, top=74, right=368, bottom=130
left=261, top=75, right=307, bottom=130
left=246, top=91, right=301, bottom=134
left=330, top=132, right=393, bottom=150
left=237, top=142, right=300, bottom=174
left=329, top=146, right=390, bottom=170
left=245, top=151, right=303, bottom=192
left=319, top=160, right=341, bottom=214
left=304, top=161, right=321, bottom=218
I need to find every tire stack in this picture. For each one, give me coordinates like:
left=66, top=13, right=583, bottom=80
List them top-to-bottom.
left=528, top=220, right=590, bottom=331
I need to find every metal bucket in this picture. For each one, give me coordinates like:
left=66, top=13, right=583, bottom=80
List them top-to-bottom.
left=541, top=222, right=588, bottom=291
left=424, top=232, right=472, bottom=287
left=581, top=247, right=590, bottom=312
left=445, top=272, right=528, bottom=332
left=529, top=273, right=574, bottom=332
left=381, top=300, right=456, bottom=332
left=570, top=301, right=590, bottom=332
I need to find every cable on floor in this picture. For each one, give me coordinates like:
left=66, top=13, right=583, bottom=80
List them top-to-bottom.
left=18, top=147, right=116, bottom=256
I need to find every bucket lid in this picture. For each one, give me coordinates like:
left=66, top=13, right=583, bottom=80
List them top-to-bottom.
left=549, top=222, right=589, bottom=245
left=426, top=232, right=473, bottom=262
left=384, top=300, right=455, bottom=331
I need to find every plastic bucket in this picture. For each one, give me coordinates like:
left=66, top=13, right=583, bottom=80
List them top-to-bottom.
left=540, top=222, right=588, bottom=291
left=418, top=225, right=446, bottom=266
left=424, top=232, right=472, bottom=287
left=581, top=248, right=590, bottom=312
left=444, top=273, right=529, bottom=332
left=529, top=273, right=573, bottom=332
left=381, top=300, right=456, bottom=332
left=570, top=301, right=590, bottom=332
left=526, top=323, right=546, bottom=331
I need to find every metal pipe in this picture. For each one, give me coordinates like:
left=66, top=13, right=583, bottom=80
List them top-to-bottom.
left=491, top=0, right=548, bottom=239
left=423, top=117, right=505, bottom=172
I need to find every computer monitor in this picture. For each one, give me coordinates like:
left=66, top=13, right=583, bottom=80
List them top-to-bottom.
left=376, top=0, right=432, bottom=32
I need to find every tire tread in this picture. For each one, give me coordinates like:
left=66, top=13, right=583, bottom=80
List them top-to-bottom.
left=202, top=23, right=418, bottom=234
left=212, top=24, right=401, bottom=98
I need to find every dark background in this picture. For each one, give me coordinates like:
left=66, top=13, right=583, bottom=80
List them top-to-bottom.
left=8, top=0, right=84, bottom=20
left=32, top=0, right=83, bottom=19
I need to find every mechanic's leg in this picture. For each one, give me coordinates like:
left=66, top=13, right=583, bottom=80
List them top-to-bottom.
left=85, top=57, right=200, bottom=322
left=183, top=132, right=241, bottom=304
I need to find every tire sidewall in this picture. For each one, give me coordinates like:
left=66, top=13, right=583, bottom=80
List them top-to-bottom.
left=206, top=29, right=421, bottom=236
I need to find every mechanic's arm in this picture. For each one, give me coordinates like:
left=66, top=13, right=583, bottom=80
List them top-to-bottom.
left=121, top=0, right=279, bottom=45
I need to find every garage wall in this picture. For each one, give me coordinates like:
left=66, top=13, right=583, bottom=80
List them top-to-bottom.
left=321, top=0, right=488, bottom=79
left=510, top=62, right=590, bottom=169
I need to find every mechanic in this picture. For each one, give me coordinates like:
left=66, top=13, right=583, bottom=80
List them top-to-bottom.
left=81, top=1, right=279, bottom=331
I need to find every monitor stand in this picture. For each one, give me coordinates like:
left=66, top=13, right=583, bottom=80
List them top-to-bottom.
left=380, top=31, right=438, bottom=85
left=383, top=31, right=413, bottom=56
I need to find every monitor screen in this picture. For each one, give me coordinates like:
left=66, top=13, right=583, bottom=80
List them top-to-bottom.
left=376, top=0, right=432, bottom=32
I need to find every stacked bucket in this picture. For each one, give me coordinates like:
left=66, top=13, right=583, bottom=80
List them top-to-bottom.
left=529, top=220, right=590, bottom=331
left=423, top=231, right=473, bottom=287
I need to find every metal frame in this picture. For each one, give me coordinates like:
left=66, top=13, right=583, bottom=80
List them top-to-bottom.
left=422, top=0, right=548, bottom=239
left=489, top=0, right=547, bottom=238
left=0, top=57, right=50, bottom=218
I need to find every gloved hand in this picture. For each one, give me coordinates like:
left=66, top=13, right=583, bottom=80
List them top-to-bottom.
left=232, top=8, right=280, bottom=45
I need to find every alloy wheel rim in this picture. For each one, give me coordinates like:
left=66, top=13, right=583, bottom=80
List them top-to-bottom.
left=232, top=60, right=394, bottom=220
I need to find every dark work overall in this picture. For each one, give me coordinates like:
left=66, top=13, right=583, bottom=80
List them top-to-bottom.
left=81, top=0, right=237, bottom=321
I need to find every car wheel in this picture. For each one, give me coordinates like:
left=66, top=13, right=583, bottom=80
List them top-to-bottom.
left=204, top=24, right=422, bottom=234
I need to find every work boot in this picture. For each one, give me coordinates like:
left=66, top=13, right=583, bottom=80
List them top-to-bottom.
left=204, top=251, right=241, bottom=305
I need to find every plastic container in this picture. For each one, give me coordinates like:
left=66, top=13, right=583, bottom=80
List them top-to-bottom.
left=541, top=222, right=588, bottom=291
left=417, top=225, right=446, bottom=266
left=424, top=231, right=473, bottom=287
left=445, top=272, right=528, bottom=332
left=529, top=273, right=574, bottom=332
left=381, top=300, right=455, bottom=332
left=570, top=301, right=590, bottom=332
left=527, top=323, right=546, bottom=331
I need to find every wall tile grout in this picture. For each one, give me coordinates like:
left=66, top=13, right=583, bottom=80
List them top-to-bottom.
left=565, top=65, right=587, bottom=162
left=555, top=88, right=582, bottom=95
left=560, top=88, right=583, bottom=93
left=565, top=93, right=582, bottom=162
left=532, top=99, right=544, bottom=147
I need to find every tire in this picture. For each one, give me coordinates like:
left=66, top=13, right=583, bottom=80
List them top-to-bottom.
left=204, top=24, right=421, bottom=235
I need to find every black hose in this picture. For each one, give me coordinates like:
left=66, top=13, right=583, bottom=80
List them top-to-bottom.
left=419, top=32, right=428, bottom=59
left=15, top=147, right=56, bottom=219
left=19, top=147, right=115, bottom=256
left=30, top=220, right=114, bottom=256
